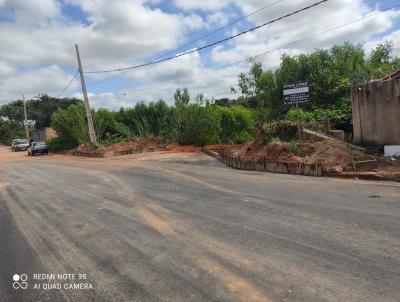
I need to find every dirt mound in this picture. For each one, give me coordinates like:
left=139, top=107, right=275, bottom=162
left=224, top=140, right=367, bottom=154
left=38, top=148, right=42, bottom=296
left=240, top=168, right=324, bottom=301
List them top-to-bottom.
left=100, top=137, right=163, bottom=153
left=74, top=138, right=165, bottom=155
left=211, top=139, right=375, bottom=173
left=306, top=140, right=371, bottom=173
left=236, top=141, right=303, bottom=163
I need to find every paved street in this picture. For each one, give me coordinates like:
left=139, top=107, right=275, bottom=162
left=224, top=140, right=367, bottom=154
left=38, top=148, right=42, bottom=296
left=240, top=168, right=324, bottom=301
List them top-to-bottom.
left=0, top=146, right=399, bottom=302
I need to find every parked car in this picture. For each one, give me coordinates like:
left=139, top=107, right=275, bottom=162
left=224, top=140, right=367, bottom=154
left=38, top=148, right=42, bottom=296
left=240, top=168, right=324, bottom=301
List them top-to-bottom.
left=11, top=139, right=30, bottom=151
left=28, top=141, right=48, bottom=156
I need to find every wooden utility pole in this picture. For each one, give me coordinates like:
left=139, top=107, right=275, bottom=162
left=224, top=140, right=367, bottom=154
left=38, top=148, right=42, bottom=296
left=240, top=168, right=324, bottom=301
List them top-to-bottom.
left=75, top=44, right=97, bottom=145
left=22, top=95, right=29, bottom=140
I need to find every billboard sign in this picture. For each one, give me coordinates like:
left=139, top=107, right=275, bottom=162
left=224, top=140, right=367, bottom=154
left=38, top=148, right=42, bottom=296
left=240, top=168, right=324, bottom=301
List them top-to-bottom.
left=283, top=82, right=309, bottom=104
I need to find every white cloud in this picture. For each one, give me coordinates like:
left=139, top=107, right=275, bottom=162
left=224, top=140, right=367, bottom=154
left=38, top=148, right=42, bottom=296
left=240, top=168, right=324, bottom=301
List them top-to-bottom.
left=0, top=0, right=399, bottom=108
left=0, top=0, right=205, bottom=103
left=12, top=0, right=61, bottom=23
left=173, top=0, right=230, bottom=11
left=211, top=0, right=400, bottom=67
left=363, top=29, right=400, bottom=57
left=0, top=60, right=15, bottom=76
left=0, top=66, right=79, bottom=101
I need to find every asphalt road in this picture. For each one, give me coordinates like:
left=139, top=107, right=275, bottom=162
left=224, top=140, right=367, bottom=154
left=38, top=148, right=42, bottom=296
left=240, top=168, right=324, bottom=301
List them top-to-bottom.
left=0, top=146, right=399, bottom=302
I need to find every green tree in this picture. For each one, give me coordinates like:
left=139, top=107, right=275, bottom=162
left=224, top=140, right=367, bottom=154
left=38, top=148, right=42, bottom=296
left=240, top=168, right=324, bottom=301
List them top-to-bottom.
left=174, top=88, right=190, bottom=107
left=0, top=95, right=81, bottom=128
left=51, top=103, right=89, bottom=146
left=178, top=105, right=221, bottom=146
left=0, top=119, right=26, bottom=145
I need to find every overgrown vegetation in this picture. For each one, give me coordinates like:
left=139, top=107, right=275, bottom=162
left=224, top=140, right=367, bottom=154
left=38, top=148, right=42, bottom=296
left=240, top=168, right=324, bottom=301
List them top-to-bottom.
left=1, top=42, right=398, bottom=150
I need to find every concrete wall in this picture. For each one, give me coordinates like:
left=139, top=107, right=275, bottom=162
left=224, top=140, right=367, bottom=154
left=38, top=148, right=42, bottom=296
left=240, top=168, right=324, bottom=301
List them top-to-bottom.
left=352, top=78, right=400, bottom=145
left=33, top=127, right=57, bottom=141
left=202, top=149, right=323, bottom=177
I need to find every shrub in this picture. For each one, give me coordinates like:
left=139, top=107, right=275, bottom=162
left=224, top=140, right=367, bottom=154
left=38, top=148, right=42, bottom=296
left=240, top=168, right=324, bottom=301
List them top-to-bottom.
left=284, top=97, right=352, bottom=132
left=50, top=103, right=88, bottom=146
left=178, top=105, right=221, bottom=146
left=217, top=105, right=255, bottom=144
left=94, top=109, right=130, bottom=144
left=263, top=121, right=298, bottom=142
left=46, top=136, right=76, bottom=152
left=284, top=141, right=306, bottom=157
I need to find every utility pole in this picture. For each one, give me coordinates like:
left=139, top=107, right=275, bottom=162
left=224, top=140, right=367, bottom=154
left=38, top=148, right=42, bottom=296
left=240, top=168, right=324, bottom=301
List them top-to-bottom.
left=75, top=44, right=97, bottom=145
left=22, top=95, right=29, bottom=140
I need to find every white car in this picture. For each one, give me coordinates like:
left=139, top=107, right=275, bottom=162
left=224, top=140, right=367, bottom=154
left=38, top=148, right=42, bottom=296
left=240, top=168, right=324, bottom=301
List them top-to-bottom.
left=11, top=139, right=30, bottom=151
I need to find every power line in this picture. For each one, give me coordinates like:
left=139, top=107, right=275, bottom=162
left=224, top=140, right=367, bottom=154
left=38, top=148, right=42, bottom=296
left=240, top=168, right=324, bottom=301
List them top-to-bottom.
left=84, top=0, right=329, bottom=74
left=86, top=0, right=284, bottom=88
left=151, top=0, right=285, bottom=61
left=96, top=2, right=397, bottom=99
left=58, top=69, right=79, bottom=97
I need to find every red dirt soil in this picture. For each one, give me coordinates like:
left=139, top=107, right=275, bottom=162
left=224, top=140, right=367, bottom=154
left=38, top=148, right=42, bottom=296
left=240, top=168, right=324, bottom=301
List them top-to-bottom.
left=74, top=138, right=165, bottom=154
left=210, top=139, right=385, bottom=174
left=236, top=141, right=303, bottom=163
left=165, top=144, right=202, bottom=153
left=203, top=144, right=243, bottom=153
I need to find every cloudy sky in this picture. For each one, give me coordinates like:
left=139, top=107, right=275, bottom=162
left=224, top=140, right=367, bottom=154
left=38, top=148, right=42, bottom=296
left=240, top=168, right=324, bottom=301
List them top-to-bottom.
left=0, top=0, right=399, bottom=109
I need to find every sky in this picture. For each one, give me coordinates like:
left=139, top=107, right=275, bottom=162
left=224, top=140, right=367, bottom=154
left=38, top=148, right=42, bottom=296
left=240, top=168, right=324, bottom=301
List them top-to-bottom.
left=0, top=0, right=399, bottom=109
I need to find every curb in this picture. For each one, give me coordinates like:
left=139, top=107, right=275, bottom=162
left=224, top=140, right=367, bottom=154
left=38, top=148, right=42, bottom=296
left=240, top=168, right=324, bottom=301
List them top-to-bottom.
left=202, top=149, right=322, bottom=177
left=202, top=149, right=400, bottom=182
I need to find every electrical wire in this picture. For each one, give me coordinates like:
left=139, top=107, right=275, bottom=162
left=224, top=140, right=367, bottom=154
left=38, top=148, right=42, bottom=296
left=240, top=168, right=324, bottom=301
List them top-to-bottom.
left=84, top=0, right=329, bottom=74
left=86, top=0, right=284, bottom=88
left=151, top=0, right=285, bottom=61
left=94, top=2, right=398, bottom=99
left=58, top=69, right=79, bottom=97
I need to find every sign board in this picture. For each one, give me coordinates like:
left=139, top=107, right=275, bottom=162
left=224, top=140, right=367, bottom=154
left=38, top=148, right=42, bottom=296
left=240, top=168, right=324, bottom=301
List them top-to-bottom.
left=283, top=82, right=309, bottom=104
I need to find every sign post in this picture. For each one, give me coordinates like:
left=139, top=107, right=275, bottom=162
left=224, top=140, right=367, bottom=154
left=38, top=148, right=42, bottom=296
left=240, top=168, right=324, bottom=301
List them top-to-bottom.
left=283, top=82, right=309, bottom=142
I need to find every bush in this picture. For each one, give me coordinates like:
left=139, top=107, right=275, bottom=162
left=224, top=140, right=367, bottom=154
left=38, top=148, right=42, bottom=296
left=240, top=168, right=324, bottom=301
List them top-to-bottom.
left=284, top=97, right=352, bottom=132
left=116, top=100, right=178, bottom=140
left=51, top=103, right=88, bottom=146
left=178, top=105, right=221, bottom=146
left=217, top=105, right=255, bottom=144
left=94, top=109, right=130, bottom=144
left=263, top=121, right=298, bottom=142
left=46, top=136, right=76, bottom=152
left=284, top=141, right=306, bottom=157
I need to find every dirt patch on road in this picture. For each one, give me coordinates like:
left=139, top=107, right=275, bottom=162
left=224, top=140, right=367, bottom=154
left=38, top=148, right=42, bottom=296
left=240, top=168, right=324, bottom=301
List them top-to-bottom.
left=0, top=145, right=30, bottom=164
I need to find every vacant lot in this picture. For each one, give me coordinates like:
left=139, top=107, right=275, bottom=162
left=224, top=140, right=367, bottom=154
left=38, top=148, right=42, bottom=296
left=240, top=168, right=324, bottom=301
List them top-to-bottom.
left=0, top=145, right=399, bottom=302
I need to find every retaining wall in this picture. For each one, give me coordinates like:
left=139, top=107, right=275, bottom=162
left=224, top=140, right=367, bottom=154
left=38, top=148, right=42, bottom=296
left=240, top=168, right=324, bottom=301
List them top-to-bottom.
left=72, top=146, right=166, bottom=158
left=203, top=149, right=323, bottom=177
